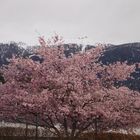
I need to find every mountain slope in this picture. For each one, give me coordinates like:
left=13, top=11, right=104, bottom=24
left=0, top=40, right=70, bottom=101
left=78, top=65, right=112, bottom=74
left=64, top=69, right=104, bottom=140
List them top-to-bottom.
left=0, top=42, right=29, bottom=66
left=101, top=42, right=140, bottom=64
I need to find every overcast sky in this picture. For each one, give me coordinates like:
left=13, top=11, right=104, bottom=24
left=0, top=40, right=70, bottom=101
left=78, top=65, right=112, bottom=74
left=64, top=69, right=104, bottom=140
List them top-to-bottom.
left=0, top=0, right=140, bottom=45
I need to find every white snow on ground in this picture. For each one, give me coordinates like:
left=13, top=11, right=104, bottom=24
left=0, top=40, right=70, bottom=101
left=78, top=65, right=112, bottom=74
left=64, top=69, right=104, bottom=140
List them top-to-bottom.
left=0, top=121, right=36, bottom=128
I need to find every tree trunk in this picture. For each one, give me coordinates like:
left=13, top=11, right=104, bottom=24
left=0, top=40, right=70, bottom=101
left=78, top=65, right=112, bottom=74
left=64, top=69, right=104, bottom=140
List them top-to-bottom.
left=35, top=114, right=38, bottom=140
left=94, top=118, right=98, bottom=140
left=25, top=122, right=28, bottom=140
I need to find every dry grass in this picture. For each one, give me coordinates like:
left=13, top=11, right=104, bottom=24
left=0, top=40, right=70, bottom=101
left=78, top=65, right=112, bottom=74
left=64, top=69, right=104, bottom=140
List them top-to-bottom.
left=0, top=127, right=140, bottom=140
left=82, top=132, right=140, bottom=140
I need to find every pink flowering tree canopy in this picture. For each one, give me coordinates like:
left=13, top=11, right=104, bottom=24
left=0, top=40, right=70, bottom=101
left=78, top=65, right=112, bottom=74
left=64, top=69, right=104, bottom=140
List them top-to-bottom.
left=0, top=36, right=140, bottom=138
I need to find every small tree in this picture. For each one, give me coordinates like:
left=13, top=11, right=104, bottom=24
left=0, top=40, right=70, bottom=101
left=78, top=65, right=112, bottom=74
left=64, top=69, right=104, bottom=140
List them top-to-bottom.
left=0, top=37, right=140, bottom=139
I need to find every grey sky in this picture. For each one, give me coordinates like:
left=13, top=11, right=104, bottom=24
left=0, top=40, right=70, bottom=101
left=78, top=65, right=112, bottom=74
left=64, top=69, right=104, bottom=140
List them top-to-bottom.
left=0, top=0, right=140, bottom=45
